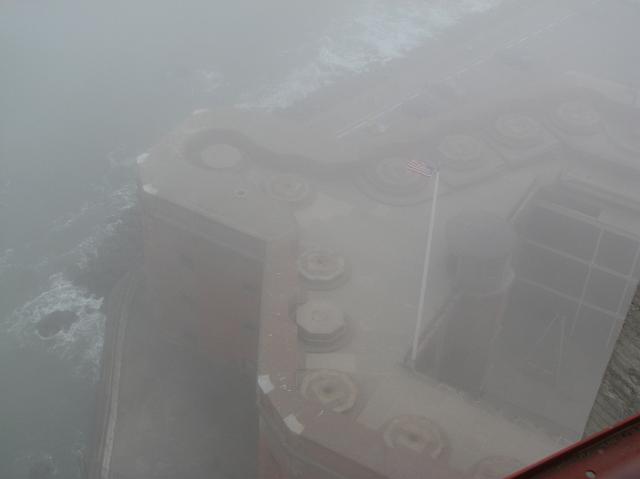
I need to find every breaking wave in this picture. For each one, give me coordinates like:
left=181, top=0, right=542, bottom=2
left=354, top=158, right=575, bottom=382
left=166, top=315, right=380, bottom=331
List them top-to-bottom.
left=240, top=0, right=503, bottom=110
left=1, top=151, right=137, bottom=379
left=5, top=273, right=105, bottom=379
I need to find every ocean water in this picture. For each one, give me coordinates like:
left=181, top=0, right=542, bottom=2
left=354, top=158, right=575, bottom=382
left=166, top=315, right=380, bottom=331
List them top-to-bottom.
left=0, top=1, right=503, bottom=477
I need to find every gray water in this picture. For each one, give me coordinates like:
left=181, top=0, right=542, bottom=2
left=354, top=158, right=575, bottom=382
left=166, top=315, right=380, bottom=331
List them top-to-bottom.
left=0, top=1, right=508, bottom=477
left=0, top=2, right=341, bottom=476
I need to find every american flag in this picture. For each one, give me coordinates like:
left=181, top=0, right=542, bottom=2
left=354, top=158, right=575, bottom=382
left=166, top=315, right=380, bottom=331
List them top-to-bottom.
left=406, top=159, right=435, bottom=177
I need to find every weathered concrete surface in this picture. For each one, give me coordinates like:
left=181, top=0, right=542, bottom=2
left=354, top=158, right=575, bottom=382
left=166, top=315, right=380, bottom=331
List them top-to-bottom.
left=90, top=273, right=257, bottom=479
left=587, top=287, right=640, bottom=436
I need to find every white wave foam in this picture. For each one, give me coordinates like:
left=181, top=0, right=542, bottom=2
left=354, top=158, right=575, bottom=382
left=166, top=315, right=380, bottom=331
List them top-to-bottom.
left=240, top=0, right=503, bottom=111
left=1, top=152, right=138, bottom=380
left=46, top=172, right=137, bottom=274
left=34, top=185, right=136, bottom=276
left=49, top=201, right=92, bottom=234
left=5, top=273, right=105, bottom=379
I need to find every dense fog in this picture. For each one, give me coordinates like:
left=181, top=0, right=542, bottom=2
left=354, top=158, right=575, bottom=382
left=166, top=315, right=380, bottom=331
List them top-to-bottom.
left=2, top=1, right=640, bottom=478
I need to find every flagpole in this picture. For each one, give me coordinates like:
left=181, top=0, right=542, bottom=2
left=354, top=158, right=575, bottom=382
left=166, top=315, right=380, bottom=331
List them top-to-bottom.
left=411, top=167, right=441, bottom=364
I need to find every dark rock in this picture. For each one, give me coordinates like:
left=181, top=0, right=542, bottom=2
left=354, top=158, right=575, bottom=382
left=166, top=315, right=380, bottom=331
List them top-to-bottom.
left=36, top=310, right=78, bottom=338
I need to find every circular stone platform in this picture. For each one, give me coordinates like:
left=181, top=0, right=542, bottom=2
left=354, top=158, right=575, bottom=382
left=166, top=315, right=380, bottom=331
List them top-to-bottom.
left=553, top=100, right=601, bottom=135
left=493, top=113, right=543, bottom=148
left=200, top=143, right=244, bottom=169
left=355, top=156, right=434, bottom=206
left=266, top=173, right=314, bottom=207
left=297, top=248, right=350, bottom=290
left=295, top=300, right=349, bottom=352
left=300, top=369, right=358, bottom=413
left=382, top=415, right=450, bottom=459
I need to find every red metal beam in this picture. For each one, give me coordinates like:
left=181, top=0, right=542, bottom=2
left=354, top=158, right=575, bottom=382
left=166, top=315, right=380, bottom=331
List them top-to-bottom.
left=507, top=414, right=640, bottom=479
